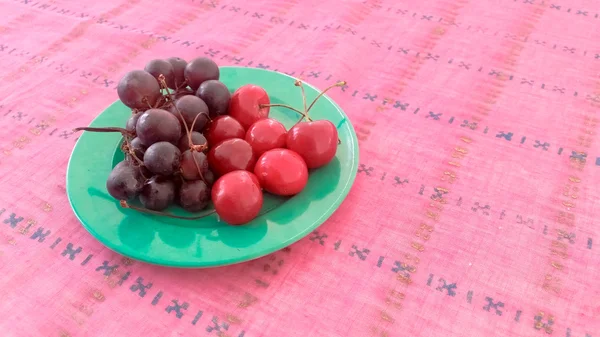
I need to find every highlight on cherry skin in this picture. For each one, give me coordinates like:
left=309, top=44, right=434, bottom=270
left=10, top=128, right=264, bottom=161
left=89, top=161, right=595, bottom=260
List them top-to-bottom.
left=73, top=56, right=346, bottom=226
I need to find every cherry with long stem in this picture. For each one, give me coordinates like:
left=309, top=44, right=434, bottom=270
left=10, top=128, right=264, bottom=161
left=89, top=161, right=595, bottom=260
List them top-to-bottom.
left=260, top=79, right=345, bottom=144
left=259, top=80, right=346, bottom=123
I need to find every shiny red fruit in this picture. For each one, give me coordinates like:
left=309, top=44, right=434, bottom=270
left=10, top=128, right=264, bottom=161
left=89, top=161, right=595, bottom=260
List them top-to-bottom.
left=228, top=84, right=270, bottom=129
left=204, top=115, right=245, bottom=147
left=245, top=118, right=287, bottom=156
left=286, top=120, right=338, bottom=169
left=208, top=138, right=256, bottom=176
left=254, top=149, right=308, bottom=196
left=212, top=170, right=263, bottom=225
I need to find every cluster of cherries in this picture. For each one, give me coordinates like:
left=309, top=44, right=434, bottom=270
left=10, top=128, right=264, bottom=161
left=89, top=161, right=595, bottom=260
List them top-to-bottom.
left=75, top=56, right=344, bottom=225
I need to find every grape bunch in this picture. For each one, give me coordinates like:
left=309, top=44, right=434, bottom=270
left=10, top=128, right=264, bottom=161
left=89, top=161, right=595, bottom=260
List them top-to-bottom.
left=74, top=56, right=345, bottom=225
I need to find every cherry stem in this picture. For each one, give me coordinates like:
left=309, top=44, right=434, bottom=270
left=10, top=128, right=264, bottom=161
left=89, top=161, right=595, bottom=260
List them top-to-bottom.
left=294, top=80, right=308, bottom=114
left=306, top=80, right=346, bottom=145
left=306, top=81, right=346, bottom=113
left=259, top=104, right=313, bottom=122
left=120, top=200, right=216, bottom=219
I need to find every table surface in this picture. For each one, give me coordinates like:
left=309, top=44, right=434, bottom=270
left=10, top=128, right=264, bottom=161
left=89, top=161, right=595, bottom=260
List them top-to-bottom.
left=0, top=0, right=598, bottom=336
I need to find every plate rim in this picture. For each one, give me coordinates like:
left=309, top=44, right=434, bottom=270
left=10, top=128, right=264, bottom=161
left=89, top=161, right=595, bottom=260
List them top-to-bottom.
left=66, top=66, right=359, bottom=268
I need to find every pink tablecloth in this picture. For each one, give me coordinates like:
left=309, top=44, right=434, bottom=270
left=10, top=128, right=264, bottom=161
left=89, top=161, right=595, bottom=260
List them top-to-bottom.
left=0, top=0, right=598, bottom=336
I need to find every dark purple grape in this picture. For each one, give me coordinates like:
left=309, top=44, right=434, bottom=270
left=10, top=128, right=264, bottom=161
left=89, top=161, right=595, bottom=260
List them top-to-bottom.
left=167, top=57, right=187, bottom=89
left=184, top=57, right=219, bottom=91
left=144, top=59, right=175, bottom=89
left=117, top=70, right=162, bottom=110
left=196, top=80, right=230, bottom=116
left=173, top=96, right=210, bottom=131
left=136, top=108, right=182, bottom=146
left=126, top=112, right=142, bottom=133
left=177, top=131, right=207, bottom=152
left=129, top=137, right=146, bottom=161
left=143, top=141, right=181, bottom=176
left=180, top=150, right=209, bottom=180
left=106, top=161, right=144, bottom=200
left=204, top=170, right=215, bottom=186
left=139, top=176, right=176, bottom=211
left=178, top=180, right=210, bottom=212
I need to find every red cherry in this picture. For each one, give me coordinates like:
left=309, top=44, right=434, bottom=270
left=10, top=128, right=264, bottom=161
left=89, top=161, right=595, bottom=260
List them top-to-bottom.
left=228, top=84, right=270, bottom=129
left=204, top=115, right=245, bottom=147
left=245, top=118, right=287, bottom=156
left=286, top=120, right=338, bottom=169
left=208, top=138, right=256, bottom=176
left=254, top=149, right=308, bottom=196
left=212, top=170, right=263, bottom=225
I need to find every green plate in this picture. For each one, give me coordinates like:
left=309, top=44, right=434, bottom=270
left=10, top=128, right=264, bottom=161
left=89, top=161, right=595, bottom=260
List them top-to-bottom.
left=66, top=66, right=359, bottom=268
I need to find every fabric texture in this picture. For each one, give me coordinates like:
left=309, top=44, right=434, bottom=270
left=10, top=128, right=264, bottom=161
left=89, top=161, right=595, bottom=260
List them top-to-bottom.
left=0, top=0, right=598, bottom=336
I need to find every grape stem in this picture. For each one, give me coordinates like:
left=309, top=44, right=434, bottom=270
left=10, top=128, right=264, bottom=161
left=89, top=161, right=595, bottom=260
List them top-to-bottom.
left=158, top=74, right=208, bottom=185
left=158, top=74, right=193, bottom=144
left=176, top=80, right=189, bottom=91
left=188, top=114, right=209, bottom=184
left=189, top=115, right=209, bottom=152
left=73, top=126, right=134, bottom=136
left=121, top=141, right=145, bottom=167
left=120, top=199, right=284, bottom=223
left=120, top=200, right=216, bottom=219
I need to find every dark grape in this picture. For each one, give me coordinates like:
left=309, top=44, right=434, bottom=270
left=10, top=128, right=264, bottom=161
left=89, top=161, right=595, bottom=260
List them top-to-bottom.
left=167, top=57, right=187, bottom=89
left=184, top=57, right=219, bottom=91
left=144, top=59, right=175, bottom=89
left=117, top=70, right=162, bottom=110
left=196, top=80, right=231, bottom=116
left=173, top=95, right=210, bottom=131
left=136, top=108, right=182, bottom=146
left=126, top=112, right=142, bottom=132
left=177, top=131, right=207, bottom=152
left=129, top=137, right=146, bottom=161
left=144, top=141, right=181, bottom=176
left=180, top=150, right=209, bottom=180
left=106, top=161, right=144, bottom=200
left=204, top=170, right=215, bottom=186
left=139, top=176, right=176, bottom=211
left=178, top=180, right=210, bottom=212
